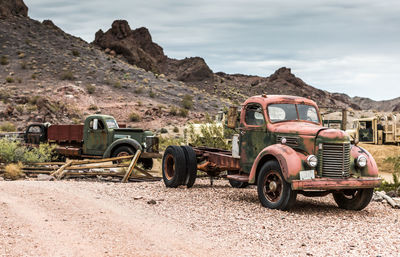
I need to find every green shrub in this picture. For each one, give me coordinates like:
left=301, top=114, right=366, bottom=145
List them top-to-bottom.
left=71, top=50, right=80, bottom=57
left=0, top=56, right=9, bottom=65
left=20, top=61, right=27, bottom=69
left=60, top=71, right=74, bottom=80
left=31, top=73, right=37, bottom=79
left=5, top=77, right=14, bottom=83
left=113, top=81, right=122, bottom=88
left=86, top=84, right=96, bottom=94
left=134, top=87, right=144, bottom=94
left=149, top=90, right=155, bottom=98
left=181, top=94, right=193, bottom=110
left=88, top=104, right=98, bottom=111
left=16, top=105, right=24, bottom=114
left=170, top=106, right=178, bottom=116
left=178, top=108, right=188, bottom=117
left=129, top=112, right=141, bottom=122
left=185, top=121, right=230, bottom=150
left=0, top=122, right=16, bottom=132
left=173, top=126, right=179, bottom=133
left=160, top=128, right=168, bottom=134
left=159, top=136, right=184, bottom=151
left=0, top=139, right=56, bottom=164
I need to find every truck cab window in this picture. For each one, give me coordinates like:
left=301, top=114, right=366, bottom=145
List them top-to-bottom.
left=245, top=104, right=265, bottom=126
left=89, top=119, right=105, bottom=130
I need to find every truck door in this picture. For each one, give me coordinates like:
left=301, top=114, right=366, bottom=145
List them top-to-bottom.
left=239, top=103, right=269, bottom=173
left=83, top=118, right=108, bottom=155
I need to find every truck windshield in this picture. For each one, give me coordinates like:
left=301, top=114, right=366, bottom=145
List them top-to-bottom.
left=268, top=104, right=319, bottom=124
left=106, top=119, right=119, bottom=129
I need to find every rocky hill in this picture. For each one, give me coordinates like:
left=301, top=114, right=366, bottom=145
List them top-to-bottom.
left=0, top=0, right=399, bottom=132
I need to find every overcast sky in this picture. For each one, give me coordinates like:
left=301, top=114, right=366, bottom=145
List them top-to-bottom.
left=25, top=0, right=400, bottom=101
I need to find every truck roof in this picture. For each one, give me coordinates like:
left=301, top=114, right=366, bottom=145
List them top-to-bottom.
left=243, top=95, right=318, bottom=108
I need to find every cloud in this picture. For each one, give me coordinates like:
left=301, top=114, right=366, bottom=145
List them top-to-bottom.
left=24, top=0, right=400, bottom=100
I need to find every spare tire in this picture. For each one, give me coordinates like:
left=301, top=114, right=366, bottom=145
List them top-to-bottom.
left=162, top=146, right=186, bottom=187
left=181, top=146, right=197, bottom=188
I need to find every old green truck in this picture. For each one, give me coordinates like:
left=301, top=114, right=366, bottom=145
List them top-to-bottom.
left=162, top=95, right=381, bottom=210
left=24, top=114, right=160, bottom=169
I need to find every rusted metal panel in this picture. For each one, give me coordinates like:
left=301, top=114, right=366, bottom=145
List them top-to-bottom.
left=48, top=125, right=83, bottom=143
left=55, top=146, right=81, bottom=157
left=207, top=152, right=240, bottom=171
left=226, top=174, right=249, bottom=182
left=292, top=177, right=381, bottom=190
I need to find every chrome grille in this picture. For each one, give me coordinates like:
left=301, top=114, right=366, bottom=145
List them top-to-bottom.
left=276, top=136, right=299, bottom=147
left=320, top=143, right=350, bottom=178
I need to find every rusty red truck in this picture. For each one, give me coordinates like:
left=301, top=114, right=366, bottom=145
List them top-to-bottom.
left=162, top=95, right=381, bottom=210
left=23, top=115, right=160, bottom=168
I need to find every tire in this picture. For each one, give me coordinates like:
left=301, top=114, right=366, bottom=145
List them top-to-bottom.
left=111, top=146, right=135, bottom=164
left=162, top=146, right=186, bottom=188
left=181, top=146, right=197, bottom=188
left=139, top=158, right=153, bottom=170
left=257, top=160, right=297, bottom=210
left=228, top=171, right=248, bottom=188
left=332, top=188, right=374, bottom=210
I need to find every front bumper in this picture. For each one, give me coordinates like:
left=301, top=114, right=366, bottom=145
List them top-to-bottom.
left=292, top=177, right=381, bottom=190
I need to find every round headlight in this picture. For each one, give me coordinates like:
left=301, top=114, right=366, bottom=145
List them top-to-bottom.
left=306, top=155, right=318, bottom=168
left=356, top=155, right=367, bottom=168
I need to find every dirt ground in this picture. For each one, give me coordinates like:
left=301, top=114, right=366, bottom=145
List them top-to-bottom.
left=1, top=179, right=399, bottom=257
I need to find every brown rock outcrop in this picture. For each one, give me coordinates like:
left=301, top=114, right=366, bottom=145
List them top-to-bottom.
left=0, top=0, right=28, bottom=18
left=93, top=20, right=166, bottom=73
left=167, top=57, right=213, bottom=82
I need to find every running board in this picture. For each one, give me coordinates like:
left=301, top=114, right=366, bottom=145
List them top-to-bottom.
left=227, top=174, right=249, bottom=182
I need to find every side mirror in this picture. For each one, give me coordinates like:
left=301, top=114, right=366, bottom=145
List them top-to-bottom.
left=227, top=106, right=238, bottom=129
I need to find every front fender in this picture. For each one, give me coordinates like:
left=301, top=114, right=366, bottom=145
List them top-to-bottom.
left=103, top=138, right=142, bottom=158
left=249, top=144, right=303, bottom=184
left=350, top=145, right=379, bottom=177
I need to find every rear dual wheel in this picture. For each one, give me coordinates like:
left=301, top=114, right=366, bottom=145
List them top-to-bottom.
left=162, top=145, right=197, bottom=188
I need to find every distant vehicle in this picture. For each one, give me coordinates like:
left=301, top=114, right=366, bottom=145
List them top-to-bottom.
left=162, top=95, right=381, bottom=210
left=346, top=114, right=400, bottom=145
left=23, top=115, right=160, bottom=169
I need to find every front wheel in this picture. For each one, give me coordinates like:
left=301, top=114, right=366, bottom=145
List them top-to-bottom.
left=257, top=160, right=297, bottom=210
left=332, top=188, right=374, bottom=210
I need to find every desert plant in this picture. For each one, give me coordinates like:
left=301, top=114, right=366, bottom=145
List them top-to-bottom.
left=71, top=50, right=80, bottom=57
left=0, top=56, right=9, bottom=65
left=20, top=61, right=27, bottom=69
left=60, top=71, right=74, bottom=80
left=31, top=73, right=37, bottom=79
left=5, top=77, right=14, bottom=83
left=113, top=81, right=122, bottom=89
left=86, top=84, right=96, bottom=94
left=134, top=87, right=144, bottom=94
left=149, top=90, right=155, bottom=98
left=181, top=94, right=193, bottom=110
left=88, top=104, right=98, bottom=111
left=170, top=106, right=178, bottom=116
left=178, top=108, right=188, bottom=117
left=129, top=112, right=141, bottom=122
left=185, top=121, right=230, bottom=150
left=0, top=122, right=16, bottom=132
left=173, top=126, right=179, bottom=133
left=160, top=128, right=168, bottom=134
left=159, top=136, right=184, bottom=151
left=0, top=139, right=56, bottom=164
left=4, top=163, right=24, bottom=180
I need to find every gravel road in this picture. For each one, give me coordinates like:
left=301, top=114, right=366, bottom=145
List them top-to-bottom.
left=0, top=179, right=399, bottom=257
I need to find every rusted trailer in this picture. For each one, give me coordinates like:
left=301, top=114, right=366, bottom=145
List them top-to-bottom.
left=162, top=95, right=381, bottom=210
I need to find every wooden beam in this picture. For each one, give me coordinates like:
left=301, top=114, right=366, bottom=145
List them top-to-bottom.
left=122, top=150, right=141, bottom=183
left=52, top=160, right=73, bottom=179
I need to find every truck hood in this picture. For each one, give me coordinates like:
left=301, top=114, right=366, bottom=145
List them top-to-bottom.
left=269, top=122, right=324, bottom=136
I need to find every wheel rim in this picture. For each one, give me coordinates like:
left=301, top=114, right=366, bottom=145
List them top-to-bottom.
left=117, top=151, right=130, bottom=157
left=164, top=154, right=175, bottom=180
left=262, top=170, right=283, bottom=203
left=341, top=189, right=359, bottom=200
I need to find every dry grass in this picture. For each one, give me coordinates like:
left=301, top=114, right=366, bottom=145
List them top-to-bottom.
left=359, top=143, right=400, bottom=173
left=4, top=163, right=24, bottom=180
